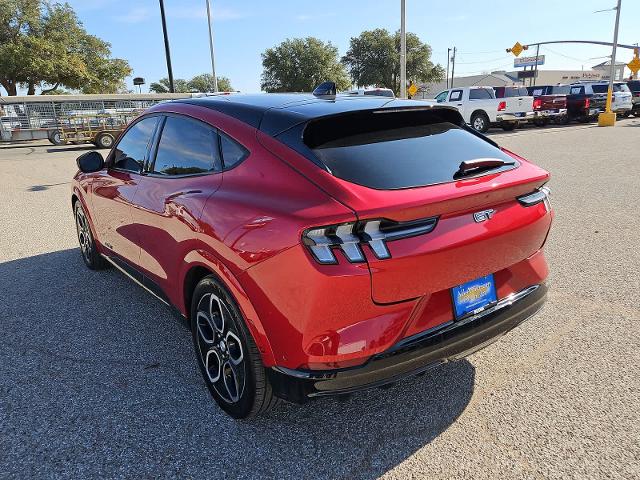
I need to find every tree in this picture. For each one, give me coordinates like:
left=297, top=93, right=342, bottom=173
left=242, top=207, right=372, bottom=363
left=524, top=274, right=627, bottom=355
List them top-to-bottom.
left=0, top=1, right=131, bottom=95
left=342, top=29, right=444, bottom=95
left=261, top=37, right=350, bottom=93
left=188, top=74, right=233, bottom=92
left=149, top=77, right=191, bottom=93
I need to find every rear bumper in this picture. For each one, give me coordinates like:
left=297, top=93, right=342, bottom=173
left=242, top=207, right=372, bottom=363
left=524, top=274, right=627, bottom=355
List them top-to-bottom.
left=535, top=108, right=567, bottom=118
left=497, top=112, right=535, bottom=122
left=268, top=283, right=547, bottom=404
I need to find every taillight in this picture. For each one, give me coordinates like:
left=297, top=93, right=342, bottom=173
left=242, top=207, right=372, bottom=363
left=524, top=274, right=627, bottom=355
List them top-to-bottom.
left=533, top=98, right=542, bottom=110
left=585, top=98, right=590, bottom=108
left=497, top=101, right=507, bottom=111
left=517, top=186, right=551, bottom=213
left=302, top=217, right=438, bottom=264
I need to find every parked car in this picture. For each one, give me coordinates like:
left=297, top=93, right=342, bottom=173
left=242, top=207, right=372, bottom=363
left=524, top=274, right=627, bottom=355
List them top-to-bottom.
left=627, top=80, right=640, bottom=117
left=628, top=80, right=640, bottom=117
left=587, top=82, right=632, bottom=117
left=566, top=83, right=607, bottom=122
left=527, top=85, right=570, bottom=126
left=433, top=86, right=519, bottom=132
left=492, top=86, right=535, bottom=129
left=342, top=87, right=395, bottom=98
left=72, top=93, right=553, bottom=418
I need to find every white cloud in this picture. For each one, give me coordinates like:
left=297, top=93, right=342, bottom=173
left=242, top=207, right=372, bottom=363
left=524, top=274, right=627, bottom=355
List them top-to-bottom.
left=115, top=7, right=152, bottom=24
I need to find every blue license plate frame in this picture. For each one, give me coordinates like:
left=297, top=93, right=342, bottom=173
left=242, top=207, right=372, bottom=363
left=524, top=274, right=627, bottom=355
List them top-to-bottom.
left=451, top=274, right=498, bottom=319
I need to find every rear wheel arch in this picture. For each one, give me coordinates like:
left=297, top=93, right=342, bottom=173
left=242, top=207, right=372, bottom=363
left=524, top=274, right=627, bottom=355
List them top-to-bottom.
left=180, top=255, right=276, bottom=367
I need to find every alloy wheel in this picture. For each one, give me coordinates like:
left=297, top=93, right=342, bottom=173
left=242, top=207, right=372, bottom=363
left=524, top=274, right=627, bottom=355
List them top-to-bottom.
left=473, top=117, right=485, bottom=131
left=75, top=207, right=92, bottom=262
left=195, top=292, right=246, bottom=403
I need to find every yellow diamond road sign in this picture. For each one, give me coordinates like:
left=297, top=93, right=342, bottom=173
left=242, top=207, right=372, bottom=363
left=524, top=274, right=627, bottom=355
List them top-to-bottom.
left=511, top=42, right=524, bottom=57
left=627, top=56, right=640, bottom=75
left=408, top=83, right=418, bottom=96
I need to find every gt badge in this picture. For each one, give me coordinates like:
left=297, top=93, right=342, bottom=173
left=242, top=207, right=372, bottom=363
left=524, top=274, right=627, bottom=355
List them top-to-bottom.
left=473, top=209, right=496, bottom=223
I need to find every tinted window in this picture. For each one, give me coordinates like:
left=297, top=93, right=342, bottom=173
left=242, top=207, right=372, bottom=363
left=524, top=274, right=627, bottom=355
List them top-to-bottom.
left=628, top=81, right=640, bottom=92
left=591, top=84, right=608, bottom=93
left=551, top=85, right=570, bottom=94
left=504, top=87, right=529, bottom=97
left=469, top=88, right=493, bottom=100
left=364, top=89, right=394, bottom=98
left=449, top=90, right=463, bottom=102
left=434, top=91, right=448, bottom=102
left=305, top=111, right=517, bottom=190
left=112, top=117, right=158, bottom=172
left=153, top=117, right=220, bottom=176
left=219, top=132, right=248, bottom=169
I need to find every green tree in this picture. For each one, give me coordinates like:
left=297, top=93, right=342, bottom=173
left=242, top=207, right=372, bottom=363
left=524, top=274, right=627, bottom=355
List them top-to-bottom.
left=0, top=0, right=131, bottom=95
left=342, top=29, right=444, bottom=95
left=261, top=37, right=350, bottom=93
left=188, top=74, right=233, bottom=92
left=149, top=77, right=191, bottom=93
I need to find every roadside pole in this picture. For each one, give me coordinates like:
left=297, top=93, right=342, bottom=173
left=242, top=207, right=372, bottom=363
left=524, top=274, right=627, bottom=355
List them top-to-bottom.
left=159, top=0, right=175, bottom=93
left=205, top=0, right=218, bottom=93
left=400, top=0, right=407, bottom=99
left=598, top=0, right=622, bottom=127
left=533, top=44, right=540, bottom=86
left=451, top=47, right=456, bottom=88
left=446, top=48, right=451, bottom=89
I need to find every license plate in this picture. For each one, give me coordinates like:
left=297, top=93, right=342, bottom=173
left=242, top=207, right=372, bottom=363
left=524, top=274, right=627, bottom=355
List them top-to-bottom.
left=515, top=112, right=525, bottom=117
left=451, top=274, right=497, bottom=319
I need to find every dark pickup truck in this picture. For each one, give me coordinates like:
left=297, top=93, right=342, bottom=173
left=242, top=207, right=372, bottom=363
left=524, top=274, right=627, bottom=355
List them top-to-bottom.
left=628, top=80, right=640, bottom=117
left=566, top=84, right=607, bottom=122
left=527, top=85, right=570, bottom=126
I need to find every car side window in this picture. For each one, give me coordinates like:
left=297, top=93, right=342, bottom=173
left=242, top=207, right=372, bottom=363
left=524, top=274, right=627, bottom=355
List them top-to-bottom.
left=469, top=88, right=492, bottom=100
left=449, top=90, right=463, bottom=102
left=434, top=91, right=448, bottom=102
left=152, top=116, right=221, bottom=176
left=112, top=117, right=159, bottom=172
left=219, top=132, right=248, bottom=169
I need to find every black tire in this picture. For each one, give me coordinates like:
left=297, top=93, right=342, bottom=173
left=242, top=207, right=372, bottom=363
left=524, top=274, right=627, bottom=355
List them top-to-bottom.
left=633, top=109, right=640, bottom=118
left=470, top=111, right=490, bottom=133
left=555, top=115, right=570, bottom=125
left=577, top=115, right=590, bottom=123
left=533, top=118, right=548, bottom=127
left=501, top=121, right=517, bottom=131
left=48, top=130, right=65, bottom=146
left=95, top=132, right=115, bottom=149
left=74, top=201, right=108, bottom=270
left=191, top=275, right=280, bottom=419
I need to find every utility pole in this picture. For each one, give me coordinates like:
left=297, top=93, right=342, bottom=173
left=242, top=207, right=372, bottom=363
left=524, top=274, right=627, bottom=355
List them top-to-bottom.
left=159, top=0, right=175, bottom=93
left=205, top=0, right=218, bottom=92
left=400, top=0, right=407, bottom=98
left=598, top=0, right=622, bottom=126
left=533, top=44, right=540, bottom=86
left=446, top=47, right=451, bottom=89
left=450, top=47, right=457, bottom=88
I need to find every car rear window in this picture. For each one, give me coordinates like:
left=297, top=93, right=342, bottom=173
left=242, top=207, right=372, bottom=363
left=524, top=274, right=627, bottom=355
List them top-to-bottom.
left=628, top=81, right=640, bottom=92
left=591, top=84, right=629, bottom=93
left=551, top=85, right=570, bottom=94
left=504, top=87, right=529, bottom=97
left=302, top=109, right=518, bottom=190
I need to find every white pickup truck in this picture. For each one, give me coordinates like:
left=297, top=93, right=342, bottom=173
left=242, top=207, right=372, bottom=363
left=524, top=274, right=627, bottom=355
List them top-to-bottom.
left=433, top=86, right=533, bottom=133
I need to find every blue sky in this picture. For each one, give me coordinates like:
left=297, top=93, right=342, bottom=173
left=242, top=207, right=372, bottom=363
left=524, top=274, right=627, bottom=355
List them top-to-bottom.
left=36, top=0, right=640, bottom=92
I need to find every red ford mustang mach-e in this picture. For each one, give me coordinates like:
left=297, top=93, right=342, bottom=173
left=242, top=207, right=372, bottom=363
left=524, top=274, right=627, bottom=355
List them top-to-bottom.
left=72, top=93, right=552, bottom=418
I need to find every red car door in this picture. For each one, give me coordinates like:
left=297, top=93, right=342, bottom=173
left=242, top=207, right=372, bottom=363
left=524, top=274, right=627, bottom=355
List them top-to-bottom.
left=133, top=115, right=223, bottom=303
left=90, top=116, right=160, bottom=266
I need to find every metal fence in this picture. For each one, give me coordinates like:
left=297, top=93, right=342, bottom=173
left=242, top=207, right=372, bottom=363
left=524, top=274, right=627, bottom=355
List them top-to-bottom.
left=0, top=94, right=193, bottom=142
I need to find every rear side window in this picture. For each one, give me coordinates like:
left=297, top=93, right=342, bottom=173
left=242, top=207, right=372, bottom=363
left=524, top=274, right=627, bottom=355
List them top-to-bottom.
left=591, top=84, right=609, bottom=93
left=469, top=88, right=493, bottom=100
left=303, top=110, right=518, bottom=190
left=152, top=116, right=220, bottom=176
left=112, top=117, right=158, bottom=172
left=219, top=132, right=248, bottom=169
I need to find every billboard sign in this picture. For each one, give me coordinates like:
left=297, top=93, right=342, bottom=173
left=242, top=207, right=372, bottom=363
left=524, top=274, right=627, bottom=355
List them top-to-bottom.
left=514, top=55, right=545, bottom=68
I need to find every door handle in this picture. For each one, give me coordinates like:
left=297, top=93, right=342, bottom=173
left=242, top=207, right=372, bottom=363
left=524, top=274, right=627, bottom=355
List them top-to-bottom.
left=457, top=103, right=463, bottom=106
left=165, top=190, right=202, bottom=201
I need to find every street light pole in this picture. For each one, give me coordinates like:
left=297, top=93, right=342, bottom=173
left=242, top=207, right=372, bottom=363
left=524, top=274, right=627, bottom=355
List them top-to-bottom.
left=158, top=0, right=175, bottom=93
left=205, top=0, right=218, bottom=92
left=400, top=0, right=407, bottom=99
left=598, top=0, right=622, bottom=126
left=446, top=47, right=451, bottom=89
left=450, top=47, right=456, bottom=88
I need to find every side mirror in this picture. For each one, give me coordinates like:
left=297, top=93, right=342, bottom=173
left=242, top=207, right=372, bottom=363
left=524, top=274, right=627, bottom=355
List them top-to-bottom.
left=313, top=81, right=337, bottom=96
left=76, top=151, right=104, bottom=173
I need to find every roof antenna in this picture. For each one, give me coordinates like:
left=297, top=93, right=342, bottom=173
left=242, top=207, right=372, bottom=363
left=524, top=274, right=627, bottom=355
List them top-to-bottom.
left=312, top=81, right=336, bottom=97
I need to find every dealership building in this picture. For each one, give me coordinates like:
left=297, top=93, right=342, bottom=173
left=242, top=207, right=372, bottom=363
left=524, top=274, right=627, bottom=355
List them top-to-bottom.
left=415, top=59, right=629, bottom=99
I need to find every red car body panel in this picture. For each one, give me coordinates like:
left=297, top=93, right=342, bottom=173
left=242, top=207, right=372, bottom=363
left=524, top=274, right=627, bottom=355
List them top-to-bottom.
left=72, top=96, right=553, bottom=379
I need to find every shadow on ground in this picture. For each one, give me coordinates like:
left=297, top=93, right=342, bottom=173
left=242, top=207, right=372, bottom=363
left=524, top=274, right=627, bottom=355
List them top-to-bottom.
left=0, top=249, right=475, bottom=479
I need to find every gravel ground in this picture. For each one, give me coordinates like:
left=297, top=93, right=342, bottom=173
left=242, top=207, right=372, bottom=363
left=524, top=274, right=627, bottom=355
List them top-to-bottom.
left=1, top=119, right=639, bottom=479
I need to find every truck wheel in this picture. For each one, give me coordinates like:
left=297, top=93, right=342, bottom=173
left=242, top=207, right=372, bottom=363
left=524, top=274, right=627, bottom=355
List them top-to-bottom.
left=470, top=112, right=489, bottom=133
left=555, top=115, right=570, bottom=125
left=533, top=118, right=548, bottom=127
left=501, top=121, right=517, bottom=131
left=48, top=130, right=65, bottom=146
left=95, top=132, right=115, bottom=149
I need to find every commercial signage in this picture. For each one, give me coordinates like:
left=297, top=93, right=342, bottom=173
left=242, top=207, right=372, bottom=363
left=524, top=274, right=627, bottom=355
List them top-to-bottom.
left=514, top=55, right=545, bottom=68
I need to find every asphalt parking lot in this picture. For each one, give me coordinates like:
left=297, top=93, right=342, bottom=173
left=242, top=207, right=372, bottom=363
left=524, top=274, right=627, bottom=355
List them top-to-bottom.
left=1, top=119, right=639, bottom=479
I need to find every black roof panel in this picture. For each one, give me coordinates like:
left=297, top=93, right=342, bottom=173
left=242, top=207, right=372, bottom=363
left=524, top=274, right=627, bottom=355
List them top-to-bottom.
left=176, top=94, right=441, bottom=136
